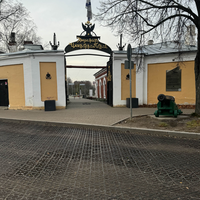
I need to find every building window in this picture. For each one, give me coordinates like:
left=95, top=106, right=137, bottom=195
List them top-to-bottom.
left=166, top=67, right=181, bottom=91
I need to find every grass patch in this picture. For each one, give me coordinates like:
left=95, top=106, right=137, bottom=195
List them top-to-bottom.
left=186, top=120, right=200, bottom=128
left=158, top=122, right=168, bottom=127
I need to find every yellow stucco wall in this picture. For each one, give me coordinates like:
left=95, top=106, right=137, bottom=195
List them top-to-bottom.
left=148, top=61, right=195, bottom=104
left=40, top=62, right=58, bottom=101
left=0, top=64, right=25, bottom=109
left=121, top=64, right=136, bottom=100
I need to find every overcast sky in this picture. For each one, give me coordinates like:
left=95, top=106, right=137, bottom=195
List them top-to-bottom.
left=19, top=0, right=128, bottom=83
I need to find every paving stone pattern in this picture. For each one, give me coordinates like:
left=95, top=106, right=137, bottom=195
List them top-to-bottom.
left=0, top=121, right=200, bottom=199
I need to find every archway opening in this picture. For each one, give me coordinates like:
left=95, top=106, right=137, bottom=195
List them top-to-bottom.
left=64, top=22, right=113, bottom=106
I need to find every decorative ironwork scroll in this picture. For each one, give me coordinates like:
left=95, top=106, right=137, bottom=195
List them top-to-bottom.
left=65, top=22, right=112, bottom=55
left=50, top=33, right=59, bottom=50
left=107, top=66, right=112, bottom=82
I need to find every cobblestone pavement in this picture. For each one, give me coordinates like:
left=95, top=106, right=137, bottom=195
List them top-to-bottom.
left=0, top=121, right=200, bottom=200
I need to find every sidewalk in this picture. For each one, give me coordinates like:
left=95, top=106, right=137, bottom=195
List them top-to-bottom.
left=0, top=97, right=195, bottom=126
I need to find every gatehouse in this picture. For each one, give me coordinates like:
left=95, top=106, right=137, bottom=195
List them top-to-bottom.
left=0, top=2, right=197, bottom=110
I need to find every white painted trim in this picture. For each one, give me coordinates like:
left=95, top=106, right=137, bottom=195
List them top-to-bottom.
left=95, top=73, right=107, bottom=81
left=99, top=79, right=102, bottom=98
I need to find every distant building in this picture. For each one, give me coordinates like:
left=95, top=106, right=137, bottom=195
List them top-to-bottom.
left=94, top=68, right=107, bottom=99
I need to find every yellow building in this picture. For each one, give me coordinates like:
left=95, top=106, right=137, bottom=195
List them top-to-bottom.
left=112, top=41, right=197, bottom=107
left=0, top=49, right=66, bottom=110
left=148, top=61, right=195, bottom=105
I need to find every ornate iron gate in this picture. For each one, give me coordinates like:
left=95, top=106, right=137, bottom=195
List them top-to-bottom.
left=64, top=22, right=113, bottom=106
left=107, top=58, right=113, bottom=106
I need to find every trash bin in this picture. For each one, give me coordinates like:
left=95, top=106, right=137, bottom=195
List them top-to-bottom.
left=126, top=98, right=138, bottom=108
left=44, top=100, right=56, bottom=111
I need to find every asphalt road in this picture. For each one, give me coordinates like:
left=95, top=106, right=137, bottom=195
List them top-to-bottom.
left=0, top=120, right=200, bottom=200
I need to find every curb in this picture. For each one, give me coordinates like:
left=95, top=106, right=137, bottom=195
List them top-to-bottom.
left=0, top=117, right=199, bottom=140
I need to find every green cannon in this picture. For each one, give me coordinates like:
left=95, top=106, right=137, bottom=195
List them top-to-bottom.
left=154, top=94, right=182, bottom=118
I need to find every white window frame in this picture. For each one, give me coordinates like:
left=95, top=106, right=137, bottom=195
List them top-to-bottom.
left=99, top=80, right=102, bottom=98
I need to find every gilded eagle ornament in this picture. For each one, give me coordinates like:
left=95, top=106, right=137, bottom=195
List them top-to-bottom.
left=82, top=22, right=95, bottom=36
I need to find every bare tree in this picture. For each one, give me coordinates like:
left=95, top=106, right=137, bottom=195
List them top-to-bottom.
left=0, top=0, right=41, bottom=52
left=0, top=0, right=23, bottom=22
left=96, top=0, right=200, bottom=114
left=73, top=80, right=94, bottom=96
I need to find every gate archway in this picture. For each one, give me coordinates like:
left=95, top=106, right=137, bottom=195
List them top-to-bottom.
left=64, top=22, right=113, bottom=106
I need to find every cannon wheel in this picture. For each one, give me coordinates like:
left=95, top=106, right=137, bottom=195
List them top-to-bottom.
left=174, top=110, right=178, bottom=118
